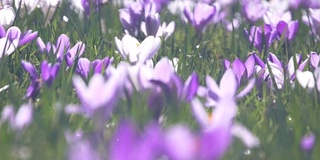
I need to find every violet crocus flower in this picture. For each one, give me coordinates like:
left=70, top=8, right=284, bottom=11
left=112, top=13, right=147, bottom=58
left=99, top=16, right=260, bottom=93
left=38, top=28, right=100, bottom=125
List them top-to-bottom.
left=119, top=2, right=143, bottom=35
left=184, top=2, right=216, bottom=33
left=263, top=11, right=292, bottom=28
left=141, top=13, right=175, bottom=40
left=276, top=20, right=299, bottom=41
left=244, top=24, right=278, bottom=53
left=0, top=26, right=20, bottom=59
left=19, top=29, right=38, bottom=46
left=37, top=34, right=70, bottom=61
left=115, top=35, right=161, bottom=64
left=65, top=42, right=86, bottom=66
left=254, top=53, right=285, bottom=89
left=287, top=54, right=308, bottom=81
left=223, top=55, right=255, bottom=84
left=76, top=57, right=113, bottom=79
left=22, top=60, right=60, bottom=99
left=41, top=60, right=60, bottom=86
left=205, top=68, right=256, bottom=107
left=191, top=98, right=259, bottom=159
left=0, top=104, right=33, bottom=131
left=110, top=120, right=164, bottom=160
left=300, top=133, right=316, bottom=151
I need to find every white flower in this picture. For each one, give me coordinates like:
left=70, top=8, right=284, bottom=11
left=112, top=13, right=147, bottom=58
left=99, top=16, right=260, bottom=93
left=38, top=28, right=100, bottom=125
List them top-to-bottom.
left=15, top=0, right=40, bottom=15
left=0, top=5, right=15, bottom=29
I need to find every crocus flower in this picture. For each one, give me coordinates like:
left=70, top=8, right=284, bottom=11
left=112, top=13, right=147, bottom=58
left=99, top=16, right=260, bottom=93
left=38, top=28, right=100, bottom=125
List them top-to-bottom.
left=15, top=0, right=39, bottom=15
left=38, top=0, right=60, bottom=24
left=167, top=0, right=195, bottom=23
left=242, top=0, right=268, bottom=24
left=119, top=2, right=143, bottom=35
left=184, top=2, right=216, bottom=32
left=0, top=5, right=15, bottom=29
left=302, top=9, right=320, bottom=41
left=263, top=11, right=292, bottom=28
left=141, top=13, right=175, bottom=40
left=276, top=20, right=299, bottom=41
left=244, top=24, right=278, bottom=53
left=0, top=26, right=20, bottom=59
left=19, top=29, right=38, bottom=46
left=37, top=34, right=70, bottom=61
left=115, top=34, right=161, bottom=64
left=65, top=42, right=86, bottom=66
left=310, top=52, right=320, bottom=68
left=254, top=53, right=285, bottom=89
left=286, top=54, right=308, bottom=81
left=223, top=55, right=255, bottom=84
left=22, top=60, right=60, bottom=99
left=41, top=60, right=60, bottom=86
left=73, top=62, right=127, bottom=117
left=205, top=68, right=256, bottom=107
left=296, top=70, right=316, bottom=90
left=0, top=104, right=33, bottom=131
left=110, top=120, right=164, bottom=160
left=300, top=133, right=316, bottom=151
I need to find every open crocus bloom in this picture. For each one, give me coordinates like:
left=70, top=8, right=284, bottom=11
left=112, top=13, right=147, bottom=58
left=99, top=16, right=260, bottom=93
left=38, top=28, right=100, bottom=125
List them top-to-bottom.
left=0, top=26, right=21, bottom=59
left=115, top=34, right=161, bottom=64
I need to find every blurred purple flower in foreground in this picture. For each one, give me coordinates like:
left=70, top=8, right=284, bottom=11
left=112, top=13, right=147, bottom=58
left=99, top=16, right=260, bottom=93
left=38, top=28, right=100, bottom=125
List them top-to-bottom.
left=184, top=2, right=216, bottom=33
left=0, top=104, right=33, bottom=131
left=300, top=133, right=316, bottom=151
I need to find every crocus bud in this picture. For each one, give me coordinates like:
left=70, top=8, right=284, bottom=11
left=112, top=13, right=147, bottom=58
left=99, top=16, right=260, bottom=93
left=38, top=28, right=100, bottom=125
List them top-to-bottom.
left=0, top=5, right=15, bottom=29
left=146, top=13, right=161, bottom=36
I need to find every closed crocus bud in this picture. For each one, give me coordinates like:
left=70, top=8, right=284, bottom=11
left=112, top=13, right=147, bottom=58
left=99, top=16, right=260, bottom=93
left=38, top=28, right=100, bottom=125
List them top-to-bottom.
left=0, top=5, right=15, bottom=29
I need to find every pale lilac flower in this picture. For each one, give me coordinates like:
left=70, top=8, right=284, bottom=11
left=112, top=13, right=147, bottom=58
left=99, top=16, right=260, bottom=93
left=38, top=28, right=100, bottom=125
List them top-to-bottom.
left=15, top=0, right=39, bottom=15
left=39, top=0, right=60, bottom=24
left=167, top=0, right=194, bottom=23
left=242, top=0, right=268, bottom=23
left=184, top=2, right=216, bottom=32
left=0, top=5, right=15, bottom=29
left=302, top=9, right=320, bottom=41
left=263, top=11, right=292, bottom=28
left=0, top=26, right=21, bottom=59
left=115, top=35, right=161, bottom=63
left=310, top=52, right=320, bottom=68
left=224, top=55, right=255, bottom=84
left=73, top=63, right=127, bottom=117
left=205, top=69, right=256, bottom=107
left=0, top=104, right=33, bottom=131
left=300, top=133, right=316, bottom=151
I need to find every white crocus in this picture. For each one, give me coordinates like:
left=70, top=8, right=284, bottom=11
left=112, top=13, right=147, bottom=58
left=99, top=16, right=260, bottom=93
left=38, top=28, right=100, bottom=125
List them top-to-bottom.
left=15, top=0, right=40, bottom=15
left=0, top=5, right=15, bottom=29
left=115, top=34, right=161, bottom=64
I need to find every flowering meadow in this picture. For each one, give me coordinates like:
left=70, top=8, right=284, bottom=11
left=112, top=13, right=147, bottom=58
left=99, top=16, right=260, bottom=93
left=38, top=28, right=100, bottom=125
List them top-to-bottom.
left=1, top=0, right=320, bottom=159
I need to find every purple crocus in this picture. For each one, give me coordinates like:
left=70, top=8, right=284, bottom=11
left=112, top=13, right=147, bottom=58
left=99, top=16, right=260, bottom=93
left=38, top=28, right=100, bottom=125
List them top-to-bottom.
left=119, top=2, right=143, bottom=35
left=184, top=2, right=216, bottom=32
left=276, top=20, right=299, bottom=41
left=244, top=24, right=278, bottom=53
left=37, top=34, right=70, bottom=61
left=65, top=42, right=86, bottom=66
left=223, top=55, right=255, bottom=84
left=21, top=60, right=60, bottom=99
left=41, top=60, right=61, bottom=86
left=0, top=103, right=33, bottom=131
left=110, top=120, right=164, bottom=160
